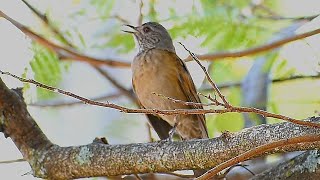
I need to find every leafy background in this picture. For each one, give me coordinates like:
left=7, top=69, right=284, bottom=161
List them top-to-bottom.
left=0, top=0, right=319, bottom=179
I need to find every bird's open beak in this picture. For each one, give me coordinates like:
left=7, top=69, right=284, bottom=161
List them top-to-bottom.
left=122, top=24, right=138, bottom=34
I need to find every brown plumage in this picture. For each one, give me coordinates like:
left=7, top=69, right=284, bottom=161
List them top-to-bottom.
left=125, top=22, right=208, bottom=140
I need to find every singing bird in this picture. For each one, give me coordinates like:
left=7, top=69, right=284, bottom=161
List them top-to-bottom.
left=125, top=22, right=208, bottom=141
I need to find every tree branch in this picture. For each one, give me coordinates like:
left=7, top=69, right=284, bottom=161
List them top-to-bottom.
left=1, top=9, right=320, bottom=69
left=0, top=10, right=130, bottom=68
left=184, top=27, right=320, bottom=61
left=1, top=70, right=319, bottom=129
left=2, top=70, right=319, bottom=128
left=0, top=75, right=320, bottom=179
left=251, top=150, right=320, bottom=180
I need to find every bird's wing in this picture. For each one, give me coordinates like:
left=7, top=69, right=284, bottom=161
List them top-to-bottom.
left=174, top=53, right=209, bottom=138
left=132, top=79, right=172, bottom=140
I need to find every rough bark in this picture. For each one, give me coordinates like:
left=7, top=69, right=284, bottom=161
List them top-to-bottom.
left=0, top=77, right=319, bottom=179
left=251, top=150, right=320, bottom=180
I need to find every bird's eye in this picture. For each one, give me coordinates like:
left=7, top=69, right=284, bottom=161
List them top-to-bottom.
left=143, top=26, right=151, bottom=33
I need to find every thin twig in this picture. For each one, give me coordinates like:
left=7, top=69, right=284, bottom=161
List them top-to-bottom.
left=21, top=0, right=74, bottom=48
left=138, top=0, right=144, bottom=26
left=21, top=1, right=136, bottom=102
left=2, top=9, right=320, bottom=68
left=0, top=10, right=130, bottom=68
left=184, top=27, right=320, bottom=61
left=180, top=42, right=231, bottom=107
left=94, top=67, right=136, bottom=102
left=1, top=70, right=320, bottom=128
left=32, top=73, right=319, bottom=108
left=201, top=74, right=320, bottom=91
left=29, top=92, right=123, bottom=107
left=152, top=92, right=219, bottom=107
left=198, top=92, right=224, bottom=106
left=196, top=135, right=320, bottom=180
left=0, top=159, right=25, bottom=164
left=162, top=172, right=196, bottom=178
left=134, top=174, right=143, bottom=180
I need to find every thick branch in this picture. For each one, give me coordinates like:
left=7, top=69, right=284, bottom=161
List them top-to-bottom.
left=2, top=70, right=319, bottom=129
left=3, top=70, right=319, bottom=128
left=0, top=75, right=320, bottom=179
left=251, top=150, right=320, bottom=180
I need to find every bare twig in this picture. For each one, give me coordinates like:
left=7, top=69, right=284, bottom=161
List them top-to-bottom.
left=21, top=0, right=74, bottom=48
left=138, top=0, right=144, bottom=26
left=21, top=1, right=136, bottom=103
left=2, top=9, right=320, bottom=68
left=0, top=10, right=130, bottom=68
left=184, top=27, right=320, bottom=61
left=180, top=42, right=231, bottom=107
left=94, top=67, right=136, bottom=102
left=1, top=70, right=320, bottom=128
left=32, top=73, right=319, bottom=108
left=201, top=74, right=320, bottom=91
left=29, top=92, right=123, bottom=107
left=152, top=92, right=219, bottom=107
left=198, top=92, right=224, bottom=106
left=196, top=135, right=320, bottom=180
left=0, top=158, right=25, bottom=164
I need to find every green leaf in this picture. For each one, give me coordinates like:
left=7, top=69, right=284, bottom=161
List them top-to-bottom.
left=90, top=0, right=115, bottom=19
left=29, top=44, right=63, bottom=100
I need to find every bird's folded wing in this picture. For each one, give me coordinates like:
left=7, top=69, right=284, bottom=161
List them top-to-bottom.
left=175, top=54, right=209, bottom=138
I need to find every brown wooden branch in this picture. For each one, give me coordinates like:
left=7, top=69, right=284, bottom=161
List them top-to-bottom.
left=21, top=0, right=74, bottom=48
left=20, top=1, right=137, bottom=102
left=1, top=9, right=320, bottom=70
left=0, top=10, right=131, bottom=68
left=184, top=27, right=320, bottom=61
left=180, top=42, right=231, bottom=107
left=93, top=67, right=137, bottom=103
left=1, top=70, right=320, bottom=129
left=201, top=74, right=320, bottom=91
left=0, top=75, right=320, bottom=179
left=29, top=92, right=123, bottom=107
left=197, top=135, right=320, bottom=180
left=251, top=150, right=320, bottom=180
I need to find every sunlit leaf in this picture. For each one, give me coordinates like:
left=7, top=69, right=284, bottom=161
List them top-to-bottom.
left=29, top=44, right=62, bottom=99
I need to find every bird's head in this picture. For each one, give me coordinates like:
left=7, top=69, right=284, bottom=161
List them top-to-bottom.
left=124, top=22, right=175, bottom=53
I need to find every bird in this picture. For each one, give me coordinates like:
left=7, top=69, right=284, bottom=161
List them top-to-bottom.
left=124, top=22, right=208, bottom=141
left=125, top=22, right=209, bottom=177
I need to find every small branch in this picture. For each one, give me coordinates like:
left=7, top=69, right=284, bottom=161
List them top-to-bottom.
left=21, top=0, right=74, bottom=48
left=138, top=0, right=144, bottom=26
left=20, top=1, right=137, bottom=103
left=2, top=8, right=320, bottom=68
left=0, top=10, right=130, bottom=68
left=184, top=27, right=320, bottom=61
left=180, top=42, right=231, bottom=107
left=94, top=67, right=136, bottom=103
left=1, top=70, right=320, bottom=128
left=30, top=72, right=319, bottom=108
left=1, top=74, right=320, bottom=179
left=201, top=74, right=320, bottom=91
left=28, top=92, right=123, bottom=107
left=152, top=92, right=219, bottom=107
left=197, top=135, right=320, bottom=180
left=251, top=150, right=320, bottom=180
left=0, top=158, right=25, bottom=164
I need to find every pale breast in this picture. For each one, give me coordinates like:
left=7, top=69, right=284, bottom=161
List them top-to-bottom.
left=132, top=49, right=189, bottom=112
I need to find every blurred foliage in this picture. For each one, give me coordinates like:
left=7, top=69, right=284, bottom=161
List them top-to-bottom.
left=27, top=0, right=319, bottom=133
left=90, top=0, right=115, bottom=20
left=29, top=43, right=62, bottom=99
left=207, top=87, right=244, bottom=136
